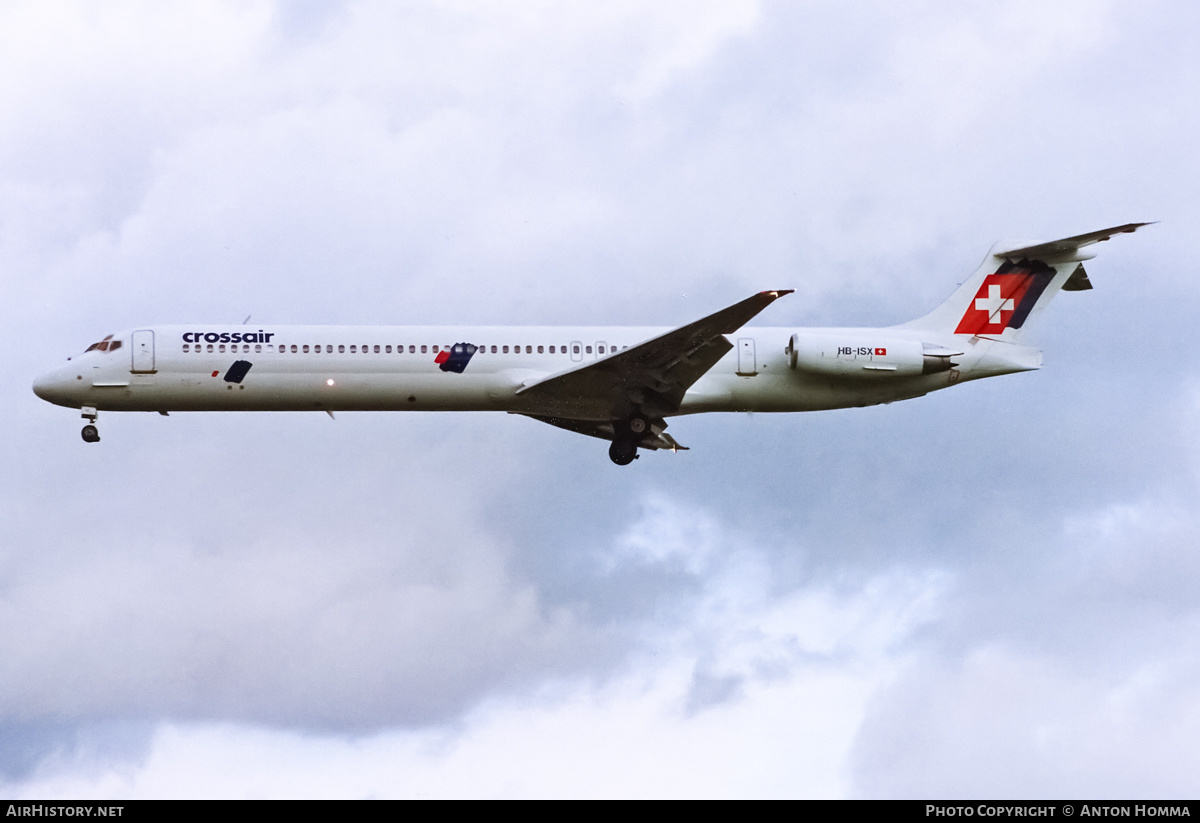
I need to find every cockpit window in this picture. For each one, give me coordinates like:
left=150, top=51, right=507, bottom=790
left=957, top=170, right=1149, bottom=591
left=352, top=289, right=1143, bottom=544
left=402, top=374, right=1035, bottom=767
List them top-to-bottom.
left=83, top=334, right=122, bottom=353
left=85, top=334, right=114, bottom=353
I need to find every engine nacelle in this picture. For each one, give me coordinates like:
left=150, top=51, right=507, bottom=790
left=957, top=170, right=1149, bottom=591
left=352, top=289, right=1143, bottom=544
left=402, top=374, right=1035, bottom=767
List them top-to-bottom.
left=787, top=334, right=961, bottom=378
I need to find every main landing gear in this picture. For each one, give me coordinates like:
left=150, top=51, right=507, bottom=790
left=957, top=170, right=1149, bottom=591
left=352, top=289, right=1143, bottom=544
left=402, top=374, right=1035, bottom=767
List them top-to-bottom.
left=80, top=406, right=100, bottom=443
left=608, top=414, right=649, bottom=466
left=608, top=439, right=638, bottom=465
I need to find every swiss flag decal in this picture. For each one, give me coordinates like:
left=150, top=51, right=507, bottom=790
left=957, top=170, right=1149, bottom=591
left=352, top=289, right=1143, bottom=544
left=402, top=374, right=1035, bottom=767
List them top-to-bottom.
left=955, top=273, right=1034, bottom=335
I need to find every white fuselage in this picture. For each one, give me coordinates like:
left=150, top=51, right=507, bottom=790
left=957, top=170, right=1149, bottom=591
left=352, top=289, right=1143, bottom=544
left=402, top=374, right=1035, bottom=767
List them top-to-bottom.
left=33, top=225, right=1145, bottom=459
left=32, top=323, right=1040, bottom=418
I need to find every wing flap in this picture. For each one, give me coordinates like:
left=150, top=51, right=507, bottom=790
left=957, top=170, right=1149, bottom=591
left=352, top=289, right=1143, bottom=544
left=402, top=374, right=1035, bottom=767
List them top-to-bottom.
left=518, top=413, right=689, bottom=451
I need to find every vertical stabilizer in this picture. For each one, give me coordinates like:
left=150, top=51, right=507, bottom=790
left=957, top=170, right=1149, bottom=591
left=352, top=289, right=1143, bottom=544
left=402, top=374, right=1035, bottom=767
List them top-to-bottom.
left=900, top=223, right=1149, bottom=341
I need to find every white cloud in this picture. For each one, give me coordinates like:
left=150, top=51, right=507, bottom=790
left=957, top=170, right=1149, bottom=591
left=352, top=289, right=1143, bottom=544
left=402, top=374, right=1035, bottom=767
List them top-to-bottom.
left=5, top=0, right=1200, bottom=799
left=6, top=493, right=948, bottom=797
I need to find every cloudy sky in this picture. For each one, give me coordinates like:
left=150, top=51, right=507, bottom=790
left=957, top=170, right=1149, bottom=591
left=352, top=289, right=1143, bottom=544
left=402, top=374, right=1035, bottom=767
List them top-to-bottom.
left=3, top=0, right=1199, bottom=798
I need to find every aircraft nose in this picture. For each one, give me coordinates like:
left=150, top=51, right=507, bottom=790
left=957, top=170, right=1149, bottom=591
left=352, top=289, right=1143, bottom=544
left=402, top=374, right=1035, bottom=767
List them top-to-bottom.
left=33, top=367, right=77, bottom=407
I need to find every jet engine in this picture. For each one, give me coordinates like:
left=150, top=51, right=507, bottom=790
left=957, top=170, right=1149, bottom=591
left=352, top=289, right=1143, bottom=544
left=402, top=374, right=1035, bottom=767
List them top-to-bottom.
left=786, top=334, right=961, bottom=378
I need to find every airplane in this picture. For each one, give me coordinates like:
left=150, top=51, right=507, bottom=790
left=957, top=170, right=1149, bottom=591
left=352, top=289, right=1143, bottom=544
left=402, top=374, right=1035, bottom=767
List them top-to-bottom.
left=33, top=223, right=1147, bottom=465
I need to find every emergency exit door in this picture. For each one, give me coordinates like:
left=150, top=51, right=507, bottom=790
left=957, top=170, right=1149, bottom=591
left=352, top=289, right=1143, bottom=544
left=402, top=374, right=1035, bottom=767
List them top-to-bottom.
left=737, top=337, right=757, bottom=376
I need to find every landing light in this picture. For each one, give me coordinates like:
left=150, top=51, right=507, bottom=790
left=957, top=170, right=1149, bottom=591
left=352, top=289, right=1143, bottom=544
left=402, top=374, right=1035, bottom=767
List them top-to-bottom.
left=326, top=379, right=335, bottom=386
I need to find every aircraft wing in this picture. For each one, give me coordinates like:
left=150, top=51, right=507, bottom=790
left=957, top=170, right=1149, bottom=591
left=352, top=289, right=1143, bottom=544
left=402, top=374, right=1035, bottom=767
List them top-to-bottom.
left=995, top=222, right=1152, bottom=261
left=513, top=290, right=792, bottom=423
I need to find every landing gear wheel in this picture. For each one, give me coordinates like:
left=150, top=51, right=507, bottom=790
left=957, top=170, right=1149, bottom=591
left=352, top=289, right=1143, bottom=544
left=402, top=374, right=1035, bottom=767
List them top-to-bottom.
left=628, top=416, right=648, bottom=435
left=81, top=424, right=100, bottom=443
left=609, top=439, right=639, bottom=466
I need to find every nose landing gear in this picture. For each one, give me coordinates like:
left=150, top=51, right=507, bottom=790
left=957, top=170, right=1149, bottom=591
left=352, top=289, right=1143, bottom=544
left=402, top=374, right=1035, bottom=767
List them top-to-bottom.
left=80, top=406, right=100, bottom=443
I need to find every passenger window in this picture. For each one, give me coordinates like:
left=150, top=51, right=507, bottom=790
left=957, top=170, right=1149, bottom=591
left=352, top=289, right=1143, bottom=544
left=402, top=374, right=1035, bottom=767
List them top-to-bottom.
left=182, top=344, right=190, bottom=352
left=207, top=344, right=214, bottom=353
left=219, top=344, right=226, bottom=353
left=255, top=344, right=262, bottom=353
left=290, top=344, right=297, bottom=353
left=303, top=345, right=310, bottom=353
left=338, top=345, right=345, bottom=353
left=350, top=345, right=357, bottom=353
left=374, top=345, right=380, bottom=353
left=386, top=345, right=392, bottom=353
left=409, top=345, right=416, bottom=353
left=420, top=345, right=427, bottom=353
left=432, top=345, right=439, bottom=353
left=491, top=345, right=497, bottom=353
left=502, top=345, right=509, bottom=354
left=537, top=345, right=544, bottom=354
left=549, top=345, right=555, bottom=354
left=573, top=345, right=580, bottom=354
left=598, top=345, right=605, bottom=354
left=585, top=346, right=592, bottom=354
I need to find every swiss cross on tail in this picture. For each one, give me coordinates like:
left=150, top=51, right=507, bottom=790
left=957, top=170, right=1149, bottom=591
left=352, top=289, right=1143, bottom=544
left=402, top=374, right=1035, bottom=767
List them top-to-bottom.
left=955, top=259, right=1056, bottom=335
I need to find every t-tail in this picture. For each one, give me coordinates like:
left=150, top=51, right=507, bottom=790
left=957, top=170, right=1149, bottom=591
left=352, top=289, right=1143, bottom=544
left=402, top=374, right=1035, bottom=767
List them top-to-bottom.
left=901, top=223, right=1151, bottom=341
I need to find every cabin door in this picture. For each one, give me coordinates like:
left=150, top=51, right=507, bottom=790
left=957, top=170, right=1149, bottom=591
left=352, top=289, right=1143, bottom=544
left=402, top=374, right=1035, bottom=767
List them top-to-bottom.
left=131, top=329, right=156, bottom=373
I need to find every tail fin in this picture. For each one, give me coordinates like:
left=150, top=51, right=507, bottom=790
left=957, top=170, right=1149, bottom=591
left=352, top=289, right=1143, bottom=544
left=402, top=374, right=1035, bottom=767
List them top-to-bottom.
left=901, top=223, right=1150, bottom=340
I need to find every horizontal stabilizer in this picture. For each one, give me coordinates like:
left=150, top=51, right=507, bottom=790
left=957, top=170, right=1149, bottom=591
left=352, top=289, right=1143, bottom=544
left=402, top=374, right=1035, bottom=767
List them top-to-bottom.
left=994, top=222, right=1152, bottom=262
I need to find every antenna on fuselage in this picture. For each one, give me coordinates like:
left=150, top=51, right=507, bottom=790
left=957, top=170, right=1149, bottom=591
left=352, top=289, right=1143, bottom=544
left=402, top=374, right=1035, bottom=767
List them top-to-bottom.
left=242, top=314, right=252, bottom=324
